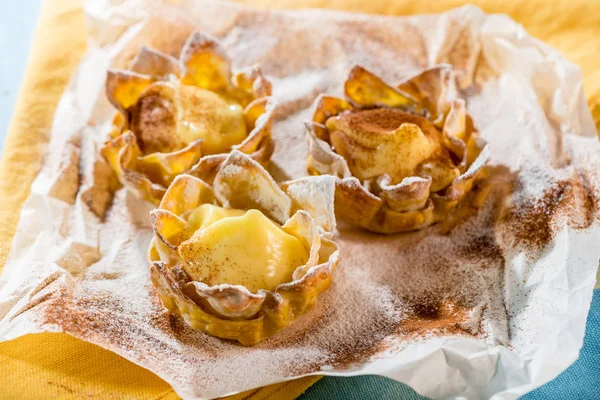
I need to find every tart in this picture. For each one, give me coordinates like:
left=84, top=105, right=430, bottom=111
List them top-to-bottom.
left=101, top=31, right=276, bottom=204
left=306, top=65, right=490, bottom=234
left=148, top=151, right=339, bottom=345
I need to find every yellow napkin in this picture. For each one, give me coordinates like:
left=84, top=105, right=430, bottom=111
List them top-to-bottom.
left=1, top=0, right=599, bottom=398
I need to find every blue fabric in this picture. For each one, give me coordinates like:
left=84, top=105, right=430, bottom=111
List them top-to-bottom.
left=0, top=0, right=40, bottom=150
left=301, top=289, right=600, bottom=399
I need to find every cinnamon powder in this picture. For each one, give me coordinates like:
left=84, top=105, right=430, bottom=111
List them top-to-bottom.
left=4, top=2, right=599, bottom=399
left=130, top=93, right=184, bottom=154
left=342, top=108, right=438, bottom=136
left=503, top=172, right=597, bottom=249
left=399, top=299, right=473, bottom=337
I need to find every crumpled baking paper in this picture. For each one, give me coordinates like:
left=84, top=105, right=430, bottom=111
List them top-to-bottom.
left=1, top=1, right=599, bottom=399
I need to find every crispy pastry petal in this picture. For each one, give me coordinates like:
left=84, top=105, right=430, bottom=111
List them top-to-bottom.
left=103, top=32, right=276, bottom=205
left=179, top=32, right=231, bottom=91
left=130, top=46, right=181, bottom=78
left=397, top=64, right=454, bottom=124
left=232, top=65, right=273, bottom=105
left=307, top=65, right=489, bottom=233
left=344, top=66, right=417, bottom=109
left=106, top=69, right=154, bottom=112
left=312, top=95, right=353, bottom=141
left=235, top=97, right=276, bottom=164
left=443, top=99, right=468, bottom=142
left=306, top=122, right=352, bottom=178
left=101, top=130, right=204, bottom=204
left=100, top=131, right=166, bottom=203
left=136, top=140, right=203, bottom=188
left=432, top=142, right=490, bottom=214
left=213, top=150, right=291, bottom=224
left=149, top=152, right=339, bottom=345
left=158, top=174, right=216, bottom=217
left=280, top=175, right=337, bottom=234
left=376, top=175, right=432, bottom=212
left=334, top=177, right=384, bottom=228
left=371, top=200, right=436, bottom=234
left=150, top=209, right=188, bottom=264
left=185, top=281, right=267, bottom=320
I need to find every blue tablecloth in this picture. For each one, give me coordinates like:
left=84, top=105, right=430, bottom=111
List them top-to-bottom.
left=3, top=3, right=598, bottom=399
left=302, top=289, right=600, bottom=399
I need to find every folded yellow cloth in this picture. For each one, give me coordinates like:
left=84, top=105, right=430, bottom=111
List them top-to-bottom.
left=1, top=0, right=598, bottom=399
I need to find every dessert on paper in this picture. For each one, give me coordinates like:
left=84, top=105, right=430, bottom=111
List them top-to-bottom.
left=0, top=1, right=599, bottom=399
left=102, top=32, right=275, bottom=205
left=306, top=65, right=489, bottom=234
left=149, top=151, right=339, bottom=345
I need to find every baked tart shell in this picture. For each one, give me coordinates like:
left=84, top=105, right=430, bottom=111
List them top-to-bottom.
left=148, top=151, right=339, bottom=345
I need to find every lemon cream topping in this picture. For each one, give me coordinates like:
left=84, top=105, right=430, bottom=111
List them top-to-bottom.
left=176, top=85, right=247, bottom=155
left=178, top=204, right=309, bottom=292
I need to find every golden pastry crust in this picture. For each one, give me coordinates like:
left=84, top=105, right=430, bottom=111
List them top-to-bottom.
left=101, top=32, right=276, bottom=204
left=307, top=65, right=490, bottom=234
left=149, top=151, right=339, bottom=345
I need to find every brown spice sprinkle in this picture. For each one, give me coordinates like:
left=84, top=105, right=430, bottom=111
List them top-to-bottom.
left=11, top=2, right=600, bottom=398
left=130, top=93, right=184, bottom=154
left=335, top=108, right=439, bottom=137
left=504, top=173, right=597, bottom=249
left=399, top=299, right=473, bottom=337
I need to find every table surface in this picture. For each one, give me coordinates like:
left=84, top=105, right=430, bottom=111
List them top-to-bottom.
left=0, top=1, right=41, bottom=153
left=1, top=2, right=599, bottom=399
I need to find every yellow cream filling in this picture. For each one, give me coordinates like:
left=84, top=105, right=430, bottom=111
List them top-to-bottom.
left=176, top=85, right=247, bottom=155
left=326, top=109, right=459, bottom=188
left=179, top=204, right=309, bottom=292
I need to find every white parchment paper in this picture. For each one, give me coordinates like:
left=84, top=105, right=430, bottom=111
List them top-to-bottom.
left=1, top=1, right=599, bottom=399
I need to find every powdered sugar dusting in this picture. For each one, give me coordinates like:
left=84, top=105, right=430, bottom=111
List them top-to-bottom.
left=1, top=1, right=600, bottom=400
left=213, top=151, right=292, bottom=224
left=284, top=175, right=336, bottom=232
left=398, top=176, right=430, bottom=187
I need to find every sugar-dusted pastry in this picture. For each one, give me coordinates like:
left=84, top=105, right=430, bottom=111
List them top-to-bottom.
left=101, top=32, right=276, bottom=204
left=306, top=65, right=490, bottom=234
left=148, top=151, right=339, bottom=345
